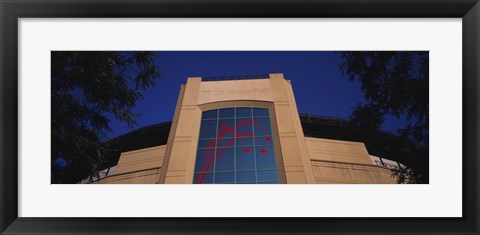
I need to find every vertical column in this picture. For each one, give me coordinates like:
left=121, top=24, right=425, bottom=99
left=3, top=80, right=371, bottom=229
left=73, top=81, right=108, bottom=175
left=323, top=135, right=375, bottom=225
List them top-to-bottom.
left=269, top=73, right=315, bottom=184
left=160, top=77, right=202, bottom=184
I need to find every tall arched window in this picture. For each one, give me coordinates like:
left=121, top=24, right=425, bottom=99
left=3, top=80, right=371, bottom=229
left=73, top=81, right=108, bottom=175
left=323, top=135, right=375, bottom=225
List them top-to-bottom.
left=194, top=107, right=279, bottom=184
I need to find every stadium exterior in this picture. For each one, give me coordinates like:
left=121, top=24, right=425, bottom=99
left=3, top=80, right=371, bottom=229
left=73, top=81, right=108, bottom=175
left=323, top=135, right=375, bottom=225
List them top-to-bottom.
left=88, top=74, right=403, bottom=184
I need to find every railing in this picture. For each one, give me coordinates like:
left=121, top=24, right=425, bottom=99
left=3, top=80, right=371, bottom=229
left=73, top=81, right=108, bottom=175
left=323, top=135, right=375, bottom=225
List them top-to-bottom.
left=201, top=74, right=270, bottom=82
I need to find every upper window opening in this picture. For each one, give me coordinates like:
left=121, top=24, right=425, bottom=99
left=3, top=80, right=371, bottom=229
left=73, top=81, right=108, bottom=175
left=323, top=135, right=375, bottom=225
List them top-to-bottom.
left=195, top=107, right=279, bottom=184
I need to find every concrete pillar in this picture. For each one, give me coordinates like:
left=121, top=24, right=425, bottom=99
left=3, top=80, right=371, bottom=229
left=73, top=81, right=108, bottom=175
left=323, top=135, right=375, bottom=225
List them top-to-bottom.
left=270, top=73, right=315, bottom=183
left=160, top=77, right=202, bottom=184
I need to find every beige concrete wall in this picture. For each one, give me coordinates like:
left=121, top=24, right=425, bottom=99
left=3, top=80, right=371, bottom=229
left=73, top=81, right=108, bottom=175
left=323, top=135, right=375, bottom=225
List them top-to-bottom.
left=96, top=73, right=397, bottom=184
left=195, top=74, right=315, bottom=184
left=270, top=74, right=315, bottom=184
left=160, top=78, right=203, bottom=184
left=198, top=79, right=273, bottom=104
left=94, top=135, right=397, bottom=184
left=95, top=135, right=397, bottom=184
left=305, top=137, right=397, bottom=184
left=305, top=137, right=373, bottom=165
left=94, top=145, right=166, bottom=184
left=310, top=160, right=397, bottom=184
left=94, top=168, right=162, bottom=184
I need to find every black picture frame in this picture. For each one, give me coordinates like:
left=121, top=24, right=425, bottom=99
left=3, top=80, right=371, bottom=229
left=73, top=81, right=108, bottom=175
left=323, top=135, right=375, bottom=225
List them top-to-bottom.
left=1, top=0, right=478, bottom=234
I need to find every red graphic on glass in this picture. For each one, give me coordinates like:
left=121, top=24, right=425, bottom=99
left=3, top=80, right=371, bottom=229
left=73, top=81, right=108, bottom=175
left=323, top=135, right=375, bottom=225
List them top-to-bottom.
left=195, top=120, right=271, bottom=184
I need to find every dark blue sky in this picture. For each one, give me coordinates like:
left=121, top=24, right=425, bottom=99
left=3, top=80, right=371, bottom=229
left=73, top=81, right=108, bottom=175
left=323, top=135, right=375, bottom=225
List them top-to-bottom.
left=106, top=51, right=407, bottom=139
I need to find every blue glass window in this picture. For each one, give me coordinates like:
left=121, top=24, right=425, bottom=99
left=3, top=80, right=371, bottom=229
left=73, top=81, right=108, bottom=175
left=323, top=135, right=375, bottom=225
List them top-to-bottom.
left=194, top=107, right=279, bottom=184
left=236, top=107, right=252, bottom=118
left=253, top=107, right=269, bottom=117
left=219, top=108, right=234, bottom=119
left=202, top=110, right=218, bottom=120
left=253, top=117, right=272, bottom=136
left=218, top=119, right=235, bottom=139
left=199, top=120, right=217, bottom=138
left=236, top=137, right=254, bottom=147
left=255, top=146, right=276, bottom=170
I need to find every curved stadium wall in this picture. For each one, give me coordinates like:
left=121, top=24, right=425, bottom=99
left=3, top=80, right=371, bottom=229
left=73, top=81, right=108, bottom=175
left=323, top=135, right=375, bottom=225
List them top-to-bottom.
left=82, top=74, right=412, bottom=184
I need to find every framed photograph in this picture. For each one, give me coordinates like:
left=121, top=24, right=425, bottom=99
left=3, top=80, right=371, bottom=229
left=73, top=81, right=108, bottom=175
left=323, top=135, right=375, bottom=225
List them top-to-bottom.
left=1, top=0, right=478, bottom=234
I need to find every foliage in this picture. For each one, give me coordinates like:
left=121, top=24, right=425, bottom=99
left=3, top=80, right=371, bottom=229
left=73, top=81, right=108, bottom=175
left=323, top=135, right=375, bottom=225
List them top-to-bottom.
left=51, top=51, right=161, bottom=183
left=340, top=51, right=429, bottom=183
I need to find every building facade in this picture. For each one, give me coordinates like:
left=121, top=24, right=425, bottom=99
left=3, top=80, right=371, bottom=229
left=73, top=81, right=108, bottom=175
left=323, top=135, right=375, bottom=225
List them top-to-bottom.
left=93, top=74, right=398, bottom=184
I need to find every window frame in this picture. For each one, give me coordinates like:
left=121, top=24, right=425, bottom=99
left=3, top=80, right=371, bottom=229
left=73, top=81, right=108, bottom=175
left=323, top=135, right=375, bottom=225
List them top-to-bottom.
left=195, top=101, right=286, bottom=184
